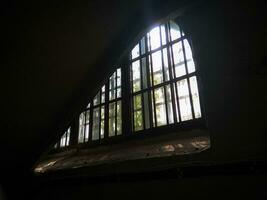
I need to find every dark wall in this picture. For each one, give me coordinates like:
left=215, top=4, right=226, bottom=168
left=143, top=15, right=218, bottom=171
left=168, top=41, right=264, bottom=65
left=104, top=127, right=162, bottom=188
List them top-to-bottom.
left=2, top=0, right=267, bottom=199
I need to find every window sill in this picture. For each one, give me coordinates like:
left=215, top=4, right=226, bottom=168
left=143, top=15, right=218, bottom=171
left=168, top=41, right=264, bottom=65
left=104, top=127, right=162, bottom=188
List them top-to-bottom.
left=34, top=128, right=210, bottom=176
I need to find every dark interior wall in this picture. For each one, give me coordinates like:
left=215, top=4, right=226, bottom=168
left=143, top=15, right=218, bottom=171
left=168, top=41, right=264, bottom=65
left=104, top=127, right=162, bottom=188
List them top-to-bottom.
left=2, top=0, right=267, bottom=199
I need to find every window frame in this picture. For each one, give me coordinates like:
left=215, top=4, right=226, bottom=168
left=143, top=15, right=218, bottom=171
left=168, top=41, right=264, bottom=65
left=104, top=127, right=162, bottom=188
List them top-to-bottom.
left=54, top=18, right=206, bottom=150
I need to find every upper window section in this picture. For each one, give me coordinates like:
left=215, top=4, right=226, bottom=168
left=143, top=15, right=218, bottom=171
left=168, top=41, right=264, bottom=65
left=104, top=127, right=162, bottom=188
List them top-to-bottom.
left=130, top=20, right=201, bottom=132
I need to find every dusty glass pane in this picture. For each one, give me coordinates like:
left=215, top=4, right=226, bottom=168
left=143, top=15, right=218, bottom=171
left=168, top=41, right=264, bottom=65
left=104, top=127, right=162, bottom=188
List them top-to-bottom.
left=170, top=21, right=181, bottom=41
left=160, top=25, right=166, bottom=45
left=148, top=26, right=161, bottom=51
left=140, top=37, right=146, bottom=55
left=184, top=39, right=195, bottom=73
left=172, top=42, right=186, bottom=77
left=131, top=43, right=140, bottom=59
left=162, top=48, right=169, bottom=81
left=152, top=50, right=163, bottom=85
left=141, top=57, right=148, bottom=89
left=132, top=60, right=141, bottom=92
left=117, top=68, right=121, bottom=87
left=109, top=72, right=116, bottom=100
left=189, top=76, right=201, bottom=118
left=177, top=79, right=193, bottom=121
left=173, top=83, right=179, bottom=122
left=101, top=85, right=105, bottom=103
left=166, top=85, right=174, bottom=124
left=117, top=87, right=121, bottom=98
left=154, top=87, right=167, bottom=126
left=93, top=92, right=101, bottom=106
left=143, top=92, right=150, bottom=129
left=151, top=92, right=155, bottom=127
left=133, top=94, right=142, bottom=110
left=117, top=101, right=122, bottom=135
left=109, top=102, right=116, bottom=137
left=100, top=106, right=105, bottom=138
left=92, top=108, right=100, bottom=140
left=85, top=110, right=90, bottom=123
left=134, top=110, right=143, bottom=131
left=78, top=113, right=85, bottom=143
left=85, top=124, right=89, bottom=142
left=60, top=133, right=66, bottom=147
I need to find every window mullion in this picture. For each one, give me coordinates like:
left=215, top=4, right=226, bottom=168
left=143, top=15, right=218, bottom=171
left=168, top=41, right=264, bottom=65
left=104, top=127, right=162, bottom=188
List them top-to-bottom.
left=168, top=21, right=182, bottom=122
left=159, top=24, right=169, bottom=125
left=180, top=28, right=195, bottom=119
left=148, top=34, right=158, bottom=127
left=139, top=42, right=146, bottom=130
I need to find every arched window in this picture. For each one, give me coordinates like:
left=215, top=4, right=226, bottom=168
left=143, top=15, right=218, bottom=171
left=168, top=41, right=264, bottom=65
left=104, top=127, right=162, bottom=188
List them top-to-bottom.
left=37, top=18, right=208, bottom=174
left=54, top=20, right=202, bottom=147
left=130, top=20, right=201, bottom=132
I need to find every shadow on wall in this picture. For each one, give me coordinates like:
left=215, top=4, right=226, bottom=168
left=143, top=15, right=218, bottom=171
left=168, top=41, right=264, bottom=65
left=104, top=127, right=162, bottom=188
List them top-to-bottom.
left=0, top=185, right=6, bottom=200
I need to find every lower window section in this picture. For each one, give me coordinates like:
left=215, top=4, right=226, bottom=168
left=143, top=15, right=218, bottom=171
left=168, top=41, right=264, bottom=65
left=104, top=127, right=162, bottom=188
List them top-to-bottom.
left=132, top=76, right=201, bottom=132
left=109, top=100, right=122, bottom=137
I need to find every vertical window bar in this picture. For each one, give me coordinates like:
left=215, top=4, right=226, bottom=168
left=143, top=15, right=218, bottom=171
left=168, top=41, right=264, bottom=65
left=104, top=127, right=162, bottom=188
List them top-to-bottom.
left=168, top=22, right=182, bottom=122
left=164, top=23, right=177, bottom=123
left=159, top=24, right=169, bottom=124
left=180, top=28, right=195, bottom=119
left=148, top=33, right=158, bottom=127
left=145, top=35, right=153, bottom=129
left=139, top=42, right=146, bottom=130
left=130, top=61, right=135, bottom=131
left=115, top=70, right=118, bottom=135
left=104, top=83, right=109, bottom=139
left=89, top=101, right=93, bottom=141
left=83, top=112, right=86, bottom=143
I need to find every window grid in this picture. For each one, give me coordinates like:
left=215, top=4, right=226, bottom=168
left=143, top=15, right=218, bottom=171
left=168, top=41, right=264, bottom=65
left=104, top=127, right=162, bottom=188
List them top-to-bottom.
left=54, top=20, right=203, bottom=149
left=130, top=21, right=201, bottom=132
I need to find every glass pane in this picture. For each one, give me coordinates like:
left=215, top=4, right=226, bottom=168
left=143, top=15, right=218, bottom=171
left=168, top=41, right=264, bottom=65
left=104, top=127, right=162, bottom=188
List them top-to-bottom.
left=170, top=21, right=181, bottom=41
left=160, top=25, right=166, bottom=45
left=148, top=26, right=161, bottom=51
left=140, top=37, right=146, bottom=55
left=184, top=39, right=196, bottom=73
left=172, top=42, right=186, bottom=77
left=131, top=43, right=139, bottom=59
left=162, top=48, right=169, bottom=81
left=152, top=50, right=163, bottom=85
left=141, top=57, right=148, bottom=89
left=132, top=60, right=141, bottom=92
left=117, top=68, right=121, bottom=87
left=109, top=72, right=116, bottom=100
left=190, top=76, right=201, bottom=118
left=177, top=79, right=193, bottom=121
left=101, top=85, right=105, bottom=103
left=166, top=85, right=174, bottom=124
left=117, top=87, right=121, bottom=98
left=154, top=87, right=167, bottom=126
left=93, top=92, right=100, bottom=106
left=143, top=92, right=150, bottom=129
left=133, top=94, right=142, bottom=110
left=133, top=94, right=143, bottom=131
left=117, top=101, right=122, bottom=135
left=109, top=102, right=116, bottom=137
left=100, top=106, right=105, bottom=138
left=92, top=108, right=100, bottom=140
left=85, top=110, right=90, bottom=123
left=134, top=110, right=143, bottom=131
left=78, top=113, right=85, bottom=143
left=85, top=124, right=89, bottom=142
